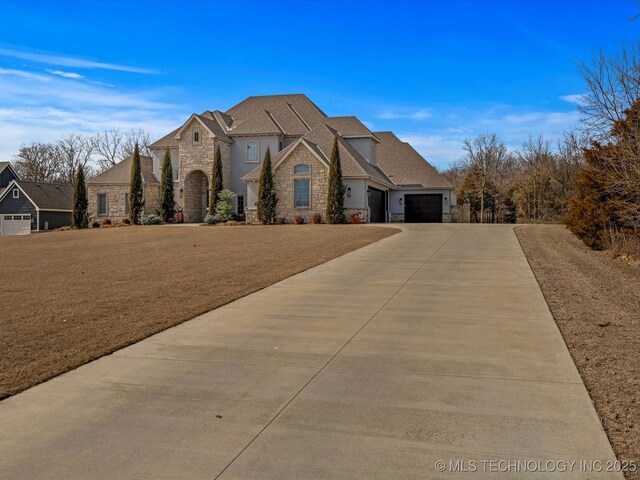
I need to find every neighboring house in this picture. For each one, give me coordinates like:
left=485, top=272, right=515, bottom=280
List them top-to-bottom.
left=93, top=94, right=455, bottom=223
left=87, top=154, right=160, bottom=221
left=0, top=161, right=19, bottom=199
left=0, top=179, right=73, bottom=236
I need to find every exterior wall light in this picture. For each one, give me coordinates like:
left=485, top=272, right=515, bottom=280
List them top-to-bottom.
left=347, top=187, right=351, bottom=197
left=399, top=197, right=403, bottom=206
left=444, top=197, right=448, bottom=205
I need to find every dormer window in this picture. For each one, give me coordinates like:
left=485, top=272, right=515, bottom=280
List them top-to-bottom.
left=193, top=131, right=200, bottom=142
left=246, top=142, right=258, bottom=163
left=293, top=164, right=310, bottom=174
left=13, top=188, right=19, bottom=198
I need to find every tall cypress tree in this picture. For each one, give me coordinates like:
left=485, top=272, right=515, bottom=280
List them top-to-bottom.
left=325, top=138, right=346, bottom=223
left=129, top=143, right=144, bottom=224
left=209, top=145, right=223, bottom=214
left=257, top=147, right=278, bottom=224
left=159, top=148, right=175, bottom=222
left=72, top=164, right=88, bottom=229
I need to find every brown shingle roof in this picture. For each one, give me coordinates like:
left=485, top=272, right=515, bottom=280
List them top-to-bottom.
left=226, top=94, right=327, bottom=130
left=229, top=109, right=283, bottom=136
left=149, top=113, right=232, bottom=149
left=324, top=117, right=379, bottom=141
left=243, top=123, right=393, bottom=186
left=149, top=128, right=179, bottom=149
left=375, top=131, right=453, bottom=189
left=87, top=154, right=158, bottom=185
left=11, top=180, right=73, bottom=210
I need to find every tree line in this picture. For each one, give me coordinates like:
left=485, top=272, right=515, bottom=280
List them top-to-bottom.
left=442, top=43, right=640, bottom=255
left=12, top=129, right=152, bottom=185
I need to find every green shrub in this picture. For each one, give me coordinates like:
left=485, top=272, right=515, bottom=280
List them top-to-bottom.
left=214, top=189, right=236, bottom=222
left=141, top=214, right=162, bottom=225
left=204, top=214, right=222, bottom=224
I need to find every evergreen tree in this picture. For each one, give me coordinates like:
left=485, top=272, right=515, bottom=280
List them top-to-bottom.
left=325, top=138, right=346, bottom=223
left=129, top=143, right=144, bottom=224
left=209, top=145, right=223, bottom=214
left=257, top=147, right=278, bottom=224
left=159, top=148, right=175, bottom=222
left=72, top=164, right=88, bottom=229
left=215, top=189, right=236, bottom=222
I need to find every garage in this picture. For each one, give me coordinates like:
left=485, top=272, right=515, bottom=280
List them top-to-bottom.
left=0, top=180, right=73, bottom=235
left=367, top=187, right=386, bottom=223
left=405, top=194, right=443, bottom=223
left=1, top=214, right=31, bottom=236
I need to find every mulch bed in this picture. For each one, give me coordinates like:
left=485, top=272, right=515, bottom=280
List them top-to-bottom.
left=0, top=224, right=397, bottom=399
left=515, top=225, right=640, bottom=478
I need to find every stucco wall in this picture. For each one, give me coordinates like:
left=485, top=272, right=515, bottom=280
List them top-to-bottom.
left=230, top=136, right=281, bottom=195
left=345, top=138, right=377, bottom=165
left=343, top=179, right=367, bottom=210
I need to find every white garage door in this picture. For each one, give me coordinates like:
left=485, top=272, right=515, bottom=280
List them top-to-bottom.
left=1, top=214, right=32, bottom=236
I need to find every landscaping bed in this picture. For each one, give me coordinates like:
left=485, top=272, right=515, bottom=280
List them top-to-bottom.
left=0, top=224, right=397, bottom=399
left=515, top=224, right=639, bottom=478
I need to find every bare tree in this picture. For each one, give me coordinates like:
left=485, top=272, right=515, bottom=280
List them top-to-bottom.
left=578, top=45, right=640, bottom=137
left=92, top=128, right=152, bottom=172
left=121, top=128, right=151, bottom=159
left=92, top=129, right=124, bottom=172
left=57, top=134, right=95, bottom=185
left=462, top=134, right=509, bottom=223
left=13, top=143, right=60, bottom=183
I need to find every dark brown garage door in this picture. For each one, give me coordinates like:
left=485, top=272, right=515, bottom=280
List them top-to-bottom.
left=368, top=187, right=386, bottom=223
left=405, top=194, right=443, bottom=223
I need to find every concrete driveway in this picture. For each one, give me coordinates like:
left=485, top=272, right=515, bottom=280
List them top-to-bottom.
left=0, top=224, right=620, bottom=479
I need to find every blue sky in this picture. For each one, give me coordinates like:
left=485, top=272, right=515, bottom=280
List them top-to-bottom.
left=0, top=0, right=637, bottom=168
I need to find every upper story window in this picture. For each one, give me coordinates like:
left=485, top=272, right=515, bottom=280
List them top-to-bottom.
left=193, top=131, right=200, bottom=142
left=278, top=141, right=284, bottom=151
left=246, top=142, right=258, bottom=163
left=293, top=164, right=310, bottom=175
left=12, top=188, right=19, bottom=198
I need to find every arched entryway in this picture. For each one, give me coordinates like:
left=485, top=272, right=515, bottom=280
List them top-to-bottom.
left=184, top=170, right=209, bottom=223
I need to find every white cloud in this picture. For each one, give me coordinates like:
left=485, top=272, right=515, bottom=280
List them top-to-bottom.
left=0, top=46, right=157, bottom=74
left=46, top=69, right=84, bottom=79
left=0, top=72, right=185, bottom=160
left=560, top=94, right=586, bottom=105
left=378, top=109, right=432, bottom=121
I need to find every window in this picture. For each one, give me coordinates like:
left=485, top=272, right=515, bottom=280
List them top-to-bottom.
left=193, top=131, right=200, bottom=142
left=278, top=141, right=284, bottom=151
left=246, top=142, right=258, bottom=162
left=293, top=164, right=310, bottom=174
left=294, top=179, right=310, bottom=208
left=12, top=188, right=19, bottom=198
left=124, top=193, right=129, bottom=215
left=98, top=194, right=108, bottom=215
left=237, top=195, right=245, bottom=215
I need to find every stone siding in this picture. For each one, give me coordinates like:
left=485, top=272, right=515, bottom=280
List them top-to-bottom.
left=177, top=118, right=231, bottom=221
left=272, top=143, right=329, bottom=223
left=88, top=183, right=160, bottom=221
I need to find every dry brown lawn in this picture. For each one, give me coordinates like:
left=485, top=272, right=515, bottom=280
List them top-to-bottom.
left=0, top=224, right=397, bottom=399
left=516, top=225, right=639, bottom=479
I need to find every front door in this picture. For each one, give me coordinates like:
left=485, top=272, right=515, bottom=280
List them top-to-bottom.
left=368, top=187, right=385, bottom=223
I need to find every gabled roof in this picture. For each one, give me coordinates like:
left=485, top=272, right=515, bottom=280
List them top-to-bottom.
left=225, top=94, right=327, bottom=129
left=228, top=109, right=283, bottom=136
left=174, top=113, right=233, bottom=143
left=324, top=117, right=379, bottom=142
left=242, top=123, right=393, bottom=187
left=149, top=128, right=179, bottom=149
left=375, top=131, right=453, bottom=189
left=87, top=154, right=158, bottom=185
left=0, top=161, right=19, bottom=178
left=0, top=180, right=73, bottom=211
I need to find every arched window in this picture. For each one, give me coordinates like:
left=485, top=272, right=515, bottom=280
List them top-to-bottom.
left=293, top=164, right=310, bottom=174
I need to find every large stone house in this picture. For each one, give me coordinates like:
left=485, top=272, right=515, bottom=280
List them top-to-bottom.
left=90, top=94, right=455, bottom=223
